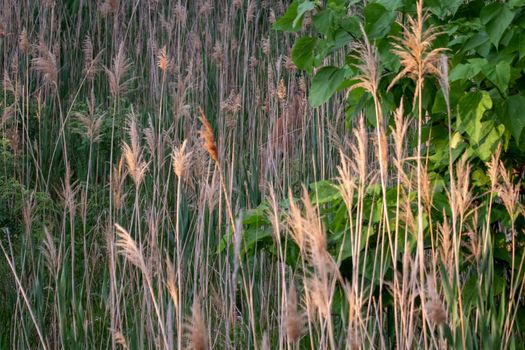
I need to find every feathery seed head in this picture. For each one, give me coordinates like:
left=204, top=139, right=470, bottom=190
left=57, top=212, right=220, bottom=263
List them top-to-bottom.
left=387, top=0, right=447, bottom=105
left=19, top=28, right=29, bottom=53
left=350, top=28, right=381, bottom=96
left=32, top=42, right=58, bottom=87
left=105, top=42, right=133, bottom=97
left=157, top=45, right=170, bottom=72
left=277, top=78, right=286, bottom=101
left=198, top=107, right=219, bottom=164
left=172, top=139, right=192, bottom=178
left=114, top=223, right=147, bottom=275
left=165, top=257, right=179, bottom=311
left=285, top=283, right=302, bottom=343
left=186, top=298, right=208, bottom=350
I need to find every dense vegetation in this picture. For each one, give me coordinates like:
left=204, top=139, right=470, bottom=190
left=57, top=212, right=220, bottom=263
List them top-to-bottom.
left=1, top=0, right=525, bottom=348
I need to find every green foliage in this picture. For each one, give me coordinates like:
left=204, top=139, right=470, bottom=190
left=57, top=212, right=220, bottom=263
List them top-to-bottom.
left=255, top=0, right=525, bottom=346
left=277, top=0, right=525, bottom=168
left=309, top=66, right=348, bottom=107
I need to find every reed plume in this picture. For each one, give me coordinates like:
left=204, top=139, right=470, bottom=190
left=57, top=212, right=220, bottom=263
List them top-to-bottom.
left=387, top=0, right=446, bottom=102
left=19, top=28, right=29, bottom=53
left=83, top=36, right=101, bottom=80
left=32, top=42, right=58, bottom=87
left=105, top=42, right=133, bottom=97
left=157, top=45, right=170, bottom=72
left=198, top=107, right=219, bottom=164
left=122, top=115, right=149, bottom=187
left=172, top=139, right=191, bottom=178
left=114, top=223, right=147, bottom=273
left=285, top=283, right=302, bottom=343
left=186, top=298, right=208, bottom=350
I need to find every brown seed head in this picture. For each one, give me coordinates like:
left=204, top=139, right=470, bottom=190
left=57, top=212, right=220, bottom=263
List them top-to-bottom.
left=387, top=0, right=447, bottom=105
left=19, top=28, right=29, bottom=53
left=32, top=42, right=58, bottom=87
left=157, top=45, right=170, bottom=72
left=277, top=78, right=286, bottom=102
left=198, top=107, right=219, bottom=164
left=172, top=139, right=192, bottom=178
left=165, top=258, right=179, bottom=311
left=286, top=284, right=302, bottom=343
left=186, top=298, right=208, bottom=350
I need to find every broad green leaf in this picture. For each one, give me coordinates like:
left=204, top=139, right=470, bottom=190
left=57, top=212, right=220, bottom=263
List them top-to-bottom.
left=328, top=0, right=348, bottom=7
left=373, top=0, right=403, bottom=11
left=426, top=0, right=463, bottom=18
left=509, top=0, right=525, bottom=7
left=273, top=1, right=305, bottom=32
left=294, top=1, right=316, bottom=28
left=364, top=3, right=396, bottom=39
left=481, top=3, right=515, bottom=48
left=313, top=9, right=333, bottom=36
left=340, top=16, right=361, bottom=37
left=332, top=29, right=353, bottom=49
left=462, top=31, right=490, bottom=54
left=519, top=33, right=525, bottom=59
left=377, top=36, right=401, bottom=71
left=292, top=37, right=317, bottom=72
left=449, top=58, right=487, bottom=81
left=484, top=61, right=511, bottom=93
left=309, top=66, right=347, bottom=107
left=345, top=86, right=367, bottom=127
left=457, top=91, right=493, bottom=144
left=502, top=95, right=525, bottom=144
left=475, top=123, right=505, bottom=161
left=450, top=132, right=463, bottom=149
left=309, top=180, right=341, bottom=205
left=242, top=205, right=269, bottom=226
left=241, top=227, right=273, bottom=255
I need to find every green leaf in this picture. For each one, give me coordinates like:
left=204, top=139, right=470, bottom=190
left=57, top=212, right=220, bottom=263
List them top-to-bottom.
left=373, top=0, right=403, bottom=11
left=426, top=0, right=463, bottom=18
left=509, top=0, right=525, bottom=8
left=274, top=1, right=310, bottom=32
left=294, top=1, right=316, bottom=28
left=364, top=3, right=396, bottom=39
left=481, top=3, right=515, bottom=48
left=313, top=9, right=333, bottom=36
left=340, top=16, right=361, bottom=37
left=332, top=29, right=353, bottom=49
left=462, top=32, right=490, bottom=54
left=519, top=33, right=525, bottom=59
left=377, top=35, right=401, bottom=71
left=292, top=37, right=317, bottom=72
left=449, top=58, right=487, bottom=82
left=484, top=61, right=511, bottom=93
left=309, top=66, right=347, bottom=107
left=345, top=86, right=367, bottom=126
left=457, top=91, right=493, bottom=144
left=502, top=95, right=525, bottom=144
left=475, top=123, right=505, bottom=161
left=450, top=132, right=463, bottom=149
left=309, top=180, right=341, bottom=205
left=242, top=205, right=269, bottom=226
left=242, top=227, right=273, bottom=255
left=462, top=275, right=479, bottom=313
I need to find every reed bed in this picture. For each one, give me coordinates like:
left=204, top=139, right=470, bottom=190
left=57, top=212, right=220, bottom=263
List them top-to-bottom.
left=0, top=0, right=524, bottom=349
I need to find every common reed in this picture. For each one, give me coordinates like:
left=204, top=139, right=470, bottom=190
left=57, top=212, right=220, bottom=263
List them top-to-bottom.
left=1, top=1, right=523, bottom=349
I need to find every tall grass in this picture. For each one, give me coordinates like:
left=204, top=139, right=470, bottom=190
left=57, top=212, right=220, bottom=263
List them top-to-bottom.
left=0, top=0, right=524, bottom=349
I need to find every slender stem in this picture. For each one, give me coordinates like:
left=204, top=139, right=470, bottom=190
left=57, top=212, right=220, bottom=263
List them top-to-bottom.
left=175, top=175, right=183, bottom=350
left=0, top=239, right=48, bottom=350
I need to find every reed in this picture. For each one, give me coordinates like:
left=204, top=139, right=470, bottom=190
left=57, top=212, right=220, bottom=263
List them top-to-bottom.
left=0, top=1, right=523, bottom=349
